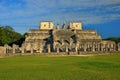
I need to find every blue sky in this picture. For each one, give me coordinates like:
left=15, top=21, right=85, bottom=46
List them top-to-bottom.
left=0, top=0, right=120, bottom=38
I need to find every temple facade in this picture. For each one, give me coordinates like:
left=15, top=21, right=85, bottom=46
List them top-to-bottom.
left=3, top=21, right=120, bottom=55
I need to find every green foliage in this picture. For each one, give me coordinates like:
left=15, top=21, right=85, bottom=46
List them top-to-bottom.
left=0, top=26, right=23, bottom=46
left=4, top=26, right=14, bottom=31
left=104, top=37, right=120, bottom=43
left=0, top=54, right=120, bottom=80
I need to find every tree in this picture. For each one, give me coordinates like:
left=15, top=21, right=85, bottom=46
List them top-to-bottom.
left=0, top=26, right=23, bottom=46
left=4, top=26, right=14, bottom=31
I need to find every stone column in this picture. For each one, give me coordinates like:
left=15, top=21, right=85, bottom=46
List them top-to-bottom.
left=70, top=38, right=73, bottom=46
left=61, top=39, right=64, bottom=46
left=53, top=41, right=56, bottom=51
left=21, top=43, right=25, bottom=54
left=31, top=43, right=33, bottom=54
left=118, top=43, right=120, bottom=51
left=12, top=44, right=16, bottom=54
left=84, top=44, right=87, bottom=52
left=86, top=44, right=88, bottom=52
left=92, top=44, right=95, bottom=52
left=97, top=44, right=100, bottom=52
left=101, top=44, right=104, bottom=52
left=102, top=44, right=105, bottom=52
left=105, top=44, right=108, bottom=52
left=108, top=44, right=111, bottom=51
left=113, top=44, right=116, bottom=51
left=39, top=45, right=43, bottom=54
left=48, top=45, right=51, bottom=53
left=66, top=46, right=68, bottom=53
left=75, top=46, right=78, bottom=55
left=75, top=46, right=78, bottom=52
left=21, top=47, right=24, bottom=54
left=39, top=47, right=42, bottom=54
left=57, top=47, right=59, bottom=53
left=13, top=48, right=15, bottom=54
left=31, top=48, right=33, bottom=54
left=39, top=49, right=42, bottom=54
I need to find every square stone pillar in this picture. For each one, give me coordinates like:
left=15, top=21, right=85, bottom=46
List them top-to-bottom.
left=70, top=38, right=73, bottom=46
left=61, top=39, right=64, bottom=46
left=118, top=43, right=120, bottom=51
left=12, top=44, right=16, bottom=54
left=21, top=44, right=25, bottom=54
left=53, top=44, right=55, bottom=51
left=83, top=44, right=87, bottom=52
left=97, top=44, right=100, bottom=52
left=100, top=44, right=105, bottom=52
left=105, top=44, right=108, bottom=52
left=113, top=44, right=116, bottom=51
left=39, top=45, right=43, bottom=54
left=48, top=45, right=51, bottom=53
left=92, top=45, right=95, bottom=52
left=66, top=46, right=68, bottom=53
left=75, top=46, right=78, bottom=55
left=21, top=47, right=24, bottom=54
left=57, top=47, right=59, bottom=53
left=84, top=47, right=86, bottom=52
left=12, top=48, right=15, bottom=54
left=31, top=48, right=33, bottom=54
left=39, top=48, right=42, bottom=54
left=92, top=48, right=95, bottom=52
left=39, top=49, right=42, bottom=54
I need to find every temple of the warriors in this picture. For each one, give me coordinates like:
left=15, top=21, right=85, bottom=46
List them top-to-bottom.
left=1, top=21, right=120, bottom=55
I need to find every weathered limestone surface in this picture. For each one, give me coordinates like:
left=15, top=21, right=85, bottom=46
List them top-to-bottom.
left=40, top=21, right=53, bottom=30
left=70, top=22, right=82, bottom=30
left=0, top=46, right=5, bottom=56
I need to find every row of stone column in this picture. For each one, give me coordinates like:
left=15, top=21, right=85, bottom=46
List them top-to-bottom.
left=3, top=42, right=120, bottom=54
left=21, top=42, right=120, bottom=54
left=54, top=43, right=117, bottom=53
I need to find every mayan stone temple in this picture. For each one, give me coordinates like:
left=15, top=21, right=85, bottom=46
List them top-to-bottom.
left=2, top=21, right=120, bottom=55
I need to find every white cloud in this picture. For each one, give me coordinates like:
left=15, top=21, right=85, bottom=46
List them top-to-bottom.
left=0, top=0, right=120, bottom=26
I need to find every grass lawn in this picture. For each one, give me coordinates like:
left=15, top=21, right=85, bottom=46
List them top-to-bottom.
left=0, top=54, right=120, bottom=80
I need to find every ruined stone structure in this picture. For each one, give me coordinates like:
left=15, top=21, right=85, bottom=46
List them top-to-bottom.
left=2, top=21, right=120, bottom=55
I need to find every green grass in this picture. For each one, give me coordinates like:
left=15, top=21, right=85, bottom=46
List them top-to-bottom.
left=0, top=54, right=120, bottom=80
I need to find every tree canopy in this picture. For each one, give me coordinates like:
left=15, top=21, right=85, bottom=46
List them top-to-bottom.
left=0, top=26, right=23, bottom=46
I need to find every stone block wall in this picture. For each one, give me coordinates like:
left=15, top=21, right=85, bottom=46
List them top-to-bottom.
left=0, top=46, right=5, bottom=56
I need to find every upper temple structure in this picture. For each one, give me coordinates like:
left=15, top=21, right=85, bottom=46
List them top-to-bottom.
left=2, top=21, right=120, bottom=55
